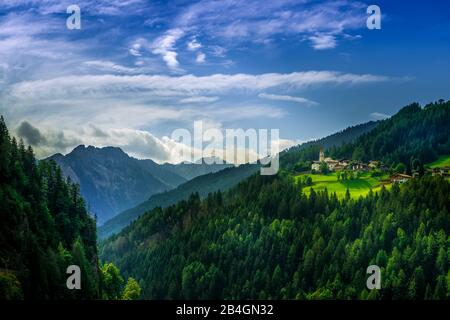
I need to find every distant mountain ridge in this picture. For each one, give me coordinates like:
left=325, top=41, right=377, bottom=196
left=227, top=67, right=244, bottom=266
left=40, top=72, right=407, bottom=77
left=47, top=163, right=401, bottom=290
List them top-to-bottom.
left=47, top=145, right=187, bottom=224
left=161, top=157, right=233, bottom=180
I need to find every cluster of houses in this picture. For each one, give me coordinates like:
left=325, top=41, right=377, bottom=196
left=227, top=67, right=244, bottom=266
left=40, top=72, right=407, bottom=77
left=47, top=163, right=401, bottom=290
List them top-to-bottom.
left=311, top=148, right=383, bottom=172
left=427, top=166, right=450, bottom=177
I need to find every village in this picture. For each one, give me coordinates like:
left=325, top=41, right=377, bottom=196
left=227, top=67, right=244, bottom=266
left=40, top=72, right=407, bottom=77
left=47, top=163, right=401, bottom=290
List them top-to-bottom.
left=310, top=148, right=450, bottom=184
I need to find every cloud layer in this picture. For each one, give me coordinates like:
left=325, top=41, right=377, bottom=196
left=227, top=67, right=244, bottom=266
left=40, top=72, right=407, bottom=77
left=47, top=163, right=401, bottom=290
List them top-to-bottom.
left=0, top=0, right=407, bottom=163
left=2, top=69, right=392, bottom=160
left=9, top=71, right=390, bottom=99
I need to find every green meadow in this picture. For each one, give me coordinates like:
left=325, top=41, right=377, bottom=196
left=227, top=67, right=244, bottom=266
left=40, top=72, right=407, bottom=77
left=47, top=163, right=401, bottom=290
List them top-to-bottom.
left=427, top=155, right=450, bottom=168
left=296, top=171, right=391, bottom=199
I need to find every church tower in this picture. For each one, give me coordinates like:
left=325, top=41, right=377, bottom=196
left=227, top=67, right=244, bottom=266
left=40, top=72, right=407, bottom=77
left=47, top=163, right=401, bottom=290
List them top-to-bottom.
left=319, top=147, right=324, bottom=162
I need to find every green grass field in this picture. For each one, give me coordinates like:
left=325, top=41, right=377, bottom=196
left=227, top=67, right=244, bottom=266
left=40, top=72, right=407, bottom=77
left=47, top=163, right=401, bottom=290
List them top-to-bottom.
left=427, top=155, right=450, bottom=168
left=296, top=172, right=391, bottom=199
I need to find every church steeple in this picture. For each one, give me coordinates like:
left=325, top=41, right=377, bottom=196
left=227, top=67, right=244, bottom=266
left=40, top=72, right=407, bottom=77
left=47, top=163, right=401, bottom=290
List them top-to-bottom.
left=319, top=147, right=324, bottom=162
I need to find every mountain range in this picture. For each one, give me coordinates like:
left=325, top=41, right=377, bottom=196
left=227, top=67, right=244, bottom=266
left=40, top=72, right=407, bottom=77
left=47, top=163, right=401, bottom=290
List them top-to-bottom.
left=99, top=120, right=379, bottom=238
left=47, top=145, right=230, bottom=224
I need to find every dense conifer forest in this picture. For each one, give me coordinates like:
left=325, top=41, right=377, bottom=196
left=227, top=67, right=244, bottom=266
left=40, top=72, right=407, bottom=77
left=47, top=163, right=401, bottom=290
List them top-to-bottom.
left=100, top=101, right=450, bottom=299
left=0, top=116, right=139, bottom=300
left=0, top=116, right=99, bottom=299
left=100, top=173, right=450, bottom=299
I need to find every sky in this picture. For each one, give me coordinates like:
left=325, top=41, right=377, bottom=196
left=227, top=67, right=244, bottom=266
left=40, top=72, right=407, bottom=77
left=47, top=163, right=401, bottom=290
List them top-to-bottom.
left=0, top=0, right=449, bottom=163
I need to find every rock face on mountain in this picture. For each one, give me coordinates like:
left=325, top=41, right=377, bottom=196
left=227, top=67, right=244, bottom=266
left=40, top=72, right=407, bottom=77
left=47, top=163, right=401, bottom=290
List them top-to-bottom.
left=47, top=145, right=186, bottom=224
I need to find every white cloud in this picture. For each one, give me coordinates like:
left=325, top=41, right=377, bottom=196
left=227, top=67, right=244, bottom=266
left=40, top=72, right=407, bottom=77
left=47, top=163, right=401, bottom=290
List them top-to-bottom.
left=1, top=0, right=149, bottom=16
left=176, top=0, right=367, bottom=50
left=0, top=13, right=83, bottom=60
left=151, top=28, right=184, bottom=70
left=308, top=34, right=337, bottom=50
left=187, top=38, right=202, bottom=51
left=129, top=43, right=142, bottom=57
left=209, top=45, right=227, bottom=57
left=129, top=48, right=141, bottom=56
left=161, top=51, right=179, bottom=69
left=196, top=52, right=206, bottom=63
left=82, top=60, right=137, bottom=74
left=2, top=70, right=390, bottom=145
left=9, top=71, right=390, bottom=100
left=258, top=93, right=319, bottom=107
left=180, top=96, right=219, bottom=103
left=370, top=112, right=390, bottom=120
left=14, top=119, right=296, bottom=164
left=13, top=121, right=183, bottom=162
left=272, top=138, right=303, bottom=153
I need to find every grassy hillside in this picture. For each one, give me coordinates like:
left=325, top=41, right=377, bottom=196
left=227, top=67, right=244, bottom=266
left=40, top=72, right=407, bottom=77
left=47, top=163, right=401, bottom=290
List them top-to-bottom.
left=298, top=154, right=449, bottom=200
left=427, top=155, right=450, bottom=168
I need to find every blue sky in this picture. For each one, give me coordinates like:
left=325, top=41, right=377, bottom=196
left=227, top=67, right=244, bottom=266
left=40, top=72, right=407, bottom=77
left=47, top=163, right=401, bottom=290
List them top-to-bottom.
left=0, top=0, right=449, bottom=162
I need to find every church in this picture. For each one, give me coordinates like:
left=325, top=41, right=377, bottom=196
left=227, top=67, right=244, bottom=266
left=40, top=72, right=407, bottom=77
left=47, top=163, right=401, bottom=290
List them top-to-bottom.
left=311, top=148, right=350, bottom=172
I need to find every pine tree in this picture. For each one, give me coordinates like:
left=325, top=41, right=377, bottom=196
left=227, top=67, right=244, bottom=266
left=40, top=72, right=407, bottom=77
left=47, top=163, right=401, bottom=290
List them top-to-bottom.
left=121, top=278, right=141, bottom=300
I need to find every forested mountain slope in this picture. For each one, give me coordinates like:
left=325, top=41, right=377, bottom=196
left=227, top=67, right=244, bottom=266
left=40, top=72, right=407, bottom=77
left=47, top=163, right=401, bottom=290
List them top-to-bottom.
left=99, top=101, right=450, bottom=300
left=328, top=101, right=450, bottom=171
left=0, top=116, right=141, bottom=300
left=0, top=117, right=99, bottom=299
left=281, top=121, right=379, bottom=171
left=98, top=164, right=260, bottom=239
left=100, top=173, right=450, bottom=299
